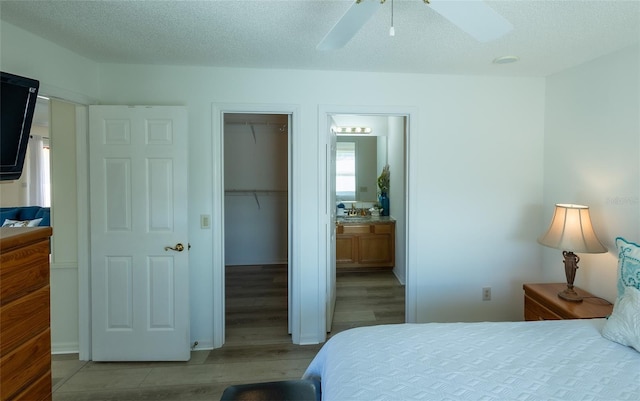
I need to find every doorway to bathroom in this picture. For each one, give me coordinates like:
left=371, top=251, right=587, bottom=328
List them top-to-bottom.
left=323, top=109, right=410, bottom=333
left=222, top=113, right=291, bottom=345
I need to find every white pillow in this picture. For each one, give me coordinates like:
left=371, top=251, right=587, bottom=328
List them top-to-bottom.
left=1, top=218, right=42, bottom=227
left=616, top=237, right=640, bottom=298
left=602, top=285, right=640, bottom=352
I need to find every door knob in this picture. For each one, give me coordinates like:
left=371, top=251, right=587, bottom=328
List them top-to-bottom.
left=164, top=243, right=185, bottom=252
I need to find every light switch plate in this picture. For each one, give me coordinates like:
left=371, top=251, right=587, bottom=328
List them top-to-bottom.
left=200, top=214, right=210, bottom=229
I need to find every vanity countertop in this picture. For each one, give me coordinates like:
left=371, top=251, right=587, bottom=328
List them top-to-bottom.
left=336, top=216, right=395, bottom=224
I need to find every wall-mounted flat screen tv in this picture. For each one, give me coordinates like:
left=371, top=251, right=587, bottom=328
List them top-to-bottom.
left=1, top=71, right=40, bottom=181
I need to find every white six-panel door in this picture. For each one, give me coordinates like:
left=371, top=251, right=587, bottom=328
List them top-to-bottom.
left=89, top=106, right=189, bottom=361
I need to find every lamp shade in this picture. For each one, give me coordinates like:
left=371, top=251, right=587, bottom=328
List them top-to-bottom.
left=538, top=204, right=607, bottom=253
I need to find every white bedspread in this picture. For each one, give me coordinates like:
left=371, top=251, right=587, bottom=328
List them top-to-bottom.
left=303, top=319, right=640, bottom=401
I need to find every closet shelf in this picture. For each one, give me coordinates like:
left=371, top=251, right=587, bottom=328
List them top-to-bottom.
left=225, top=121, right=288, bottom=129
left=225, top=122, right=288, bottom=141
left=224, top=189, right=287, bottom=209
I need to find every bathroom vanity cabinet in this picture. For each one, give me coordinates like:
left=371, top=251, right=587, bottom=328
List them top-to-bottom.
left=336, top=220, right=395, bottom=269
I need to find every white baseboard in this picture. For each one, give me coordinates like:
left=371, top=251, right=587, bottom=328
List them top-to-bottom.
left=225, top=259, right=288, bottom=266
left=392, top=268, right=406, bottom=285
left=191, top=340, right=214, bottom=351
left=53, top=341, right=216, bottom=355
left=52, top=342, right=80, bottom=355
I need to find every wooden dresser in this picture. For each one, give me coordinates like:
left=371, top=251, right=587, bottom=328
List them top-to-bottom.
left=1, top=227, right=53, bottom=401
left=523, top=283, right=613, bottom=321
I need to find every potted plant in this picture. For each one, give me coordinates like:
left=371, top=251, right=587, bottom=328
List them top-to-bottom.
left=377, top=165, right=390, bottom=216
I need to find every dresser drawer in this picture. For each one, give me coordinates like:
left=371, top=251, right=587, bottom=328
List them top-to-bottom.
left=341, top=224, right=371, bottom=234
left=373, top=224, right=392, bottom=234
left=1, top=227, right=52, bottom=401
left=0, top=239, right=50, bottom=305
left=523, top=283, right=613, bottom=321
left=0, top=285, right=50, bottom=356
left=524, top=295, right=562, bottom=320
left=0, top=328, right=51, bottom=400
left=11, top=369, right=51, bottom=401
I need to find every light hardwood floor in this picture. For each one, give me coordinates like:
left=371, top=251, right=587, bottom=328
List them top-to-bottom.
left=52, top=266, right=405, bottom=400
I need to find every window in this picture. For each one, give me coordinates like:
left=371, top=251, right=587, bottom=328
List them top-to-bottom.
left=26, top=135, right=51, bottom=207
left=41, top=137, right=51, bottom=207
left=336, top=141, right=356, bottom=201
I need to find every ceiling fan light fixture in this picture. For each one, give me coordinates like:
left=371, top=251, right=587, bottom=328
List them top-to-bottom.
left=318, top=0, right=513, bottom=51
left=389, top=0, right=395, bottom=36
left=493, top=55, right=520, bottom=65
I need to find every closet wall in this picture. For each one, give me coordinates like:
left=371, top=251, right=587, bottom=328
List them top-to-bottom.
left=224, top=114, right=288, bottom=266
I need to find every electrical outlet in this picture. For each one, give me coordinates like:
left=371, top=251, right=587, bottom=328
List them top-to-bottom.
left=482, top=287, right=491, bottom=301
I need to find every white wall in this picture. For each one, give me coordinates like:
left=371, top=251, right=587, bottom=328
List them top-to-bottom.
left=2, top=19, right=549, bottom=350
left=0, top=22, right=99, bottom=103
left=1, top=22, right=99, bottom=354
left=542, top=44, right=640, bottom=302
left=98, top=64, right=546, bottom=342
left=411, top=76, right=546, bottom=322
left=49, top=99, right=80, bottom=353
left=0, top=157, right=28, bottom=206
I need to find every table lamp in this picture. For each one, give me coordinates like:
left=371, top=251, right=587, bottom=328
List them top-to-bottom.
left=538, top=204, right=607, bottom=302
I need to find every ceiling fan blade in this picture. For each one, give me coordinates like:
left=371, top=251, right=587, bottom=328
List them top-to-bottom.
left=317, top=0, right=382, bottom=51
left=428, top=0, right=513, bottom=42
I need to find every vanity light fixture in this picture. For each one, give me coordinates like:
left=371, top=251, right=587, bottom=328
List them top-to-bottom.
left=333, top=127, right=372, bottom=135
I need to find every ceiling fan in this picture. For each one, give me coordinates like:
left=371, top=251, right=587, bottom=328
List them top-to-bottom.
left=317, top=0, right=513, bottom=51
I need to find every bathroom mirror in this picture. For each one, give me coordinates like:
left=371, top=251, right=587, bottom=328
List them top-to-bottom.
left=333, top=114, right=388, bottom=203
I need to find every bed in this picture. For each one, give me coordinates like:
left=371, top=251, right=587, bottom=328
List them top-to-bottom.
left=304, top=237, right=640, bottom=400
left=303, top=318, right=640, bottom=400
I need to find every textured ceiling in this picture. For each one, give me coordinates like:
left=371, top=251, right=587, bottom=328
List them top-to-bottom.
left=1, top=0, right=639, bottom=77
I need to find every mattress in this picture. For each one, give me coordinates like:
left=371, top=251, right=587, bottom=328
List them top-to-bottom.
left=302, top=319, right=640, bottom=401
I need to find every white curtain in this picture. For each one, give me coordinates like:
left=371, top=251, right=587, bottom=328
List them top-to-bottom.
left=26, top=135, right=51, bottom=207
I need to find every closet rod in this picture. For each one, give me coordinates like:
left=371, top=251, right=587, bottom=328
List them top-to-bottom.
left=225, top=121, right=287, bottom=127
left=226, top=121, right=288, bottom=133
left=224, top=189, right=287, bottom=193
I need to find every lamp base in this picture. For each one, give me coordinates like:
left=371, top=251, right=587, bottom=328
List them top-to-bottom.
left=558, top=251, right=584, bottom=302
left=558, top=286, right=583, bottom=302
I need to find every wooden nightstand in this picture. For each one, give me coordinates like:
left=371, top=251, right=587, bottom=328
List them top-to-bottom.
left=523, top=283, right=613, bottom=321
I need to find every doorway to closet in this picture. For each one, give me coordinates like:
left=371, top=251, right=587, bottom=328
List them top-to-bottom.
left=223, top=113, right=290, bottom=346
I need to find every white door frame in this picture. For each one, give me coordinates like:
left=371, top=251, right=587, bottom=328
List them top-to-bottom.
left=34, top=85, right=94, bottom=360
left=39, top=96, right=91, bottom=360
left=76, top=104, right=91, bottom=360
left=211, top=104, right=301, bottom=347
left=318, top=105, right=419, bottom=329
